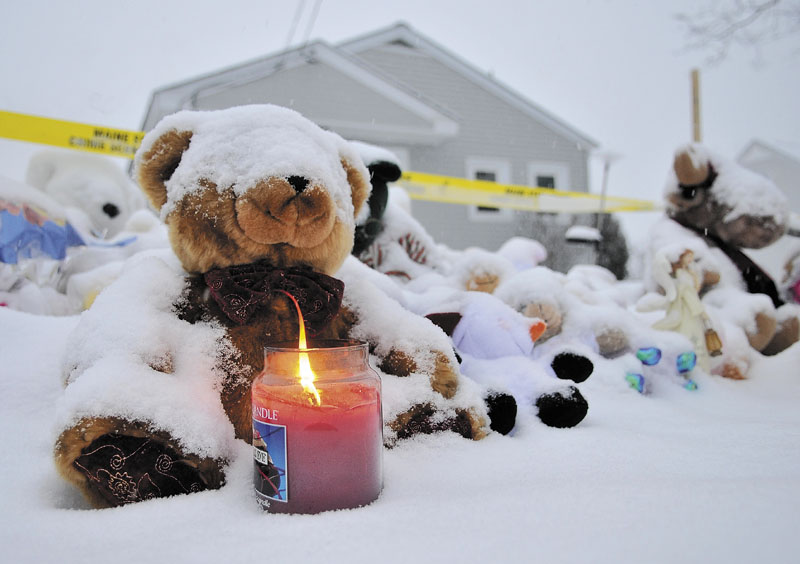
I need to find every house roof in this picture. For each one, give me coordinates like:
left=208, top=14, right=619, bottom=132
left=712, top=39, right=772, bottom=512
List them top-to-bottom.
left=141, top=22, right=597, bottom=150
left=339, top=22, right=598, bottom=150
left=141, top=39, right=459, bottom=144
left=738, top=139, right=800, bottom=167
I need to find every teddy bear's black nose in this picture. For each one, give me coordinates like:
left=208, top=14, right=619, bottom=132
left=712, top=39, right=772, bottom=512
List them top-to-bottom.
left=287, top=176, right=309, bottom=193
left=102, top=203, right=120, bottom=218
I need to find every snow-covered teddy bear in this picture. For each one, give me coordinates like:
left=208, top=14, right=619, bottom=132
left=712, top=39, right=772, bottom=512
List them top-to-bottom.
left=54, top=105, right=488, bottom=508
left=349, top=142, right=624, bottom=353
left=643, top=143, right=799, bottom=376
left=351, top=146, right=596, bottom=431
left=26, top=149, right=146, bottom=239
left=494, top=265, right=633, bottom=357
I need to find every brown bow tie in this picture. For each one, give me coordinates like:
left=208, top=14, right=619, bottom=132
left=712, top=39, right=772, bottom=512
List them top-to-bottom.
left=204, top=261, right=344, bottom=335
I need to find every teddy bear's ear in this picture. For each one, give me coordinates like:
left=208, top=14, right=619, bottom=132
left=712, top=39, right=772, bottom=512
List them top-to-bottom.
left=135, top=130, right=193, bottom=210
left=673, top=146, right=710, bottom=187
left=25, top=151, right=59, bottom=189
left=341, top=157, right=371, bottom=219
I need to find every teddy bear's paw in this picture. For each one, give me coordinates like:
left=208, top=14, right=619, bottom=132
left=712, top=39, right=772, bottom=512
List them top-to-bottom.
left=702, top=268, right=721, bottom=291
left=465, top=273, right=500, bottom=294
left=746, top=311, right=778, bottom=352
left=761, top=314, right=800, bottom=356
left=378, top=348, right=417, bottom=377
left=378, top=349, right=459, bottom=399
left=430, top=352, right=460, bottom=399
left=550, top=352, right=594, bottom=383
left=719, top=362, right=747, bottom=380
left=535, top=386, right=589, bottom=429
left=484, top=391, right=517, bottom=435
left=389, top=403, right=487, bottom=442
left=56, top=419, right=225, bottom=509
left=71, top=432, right=224, bottom=508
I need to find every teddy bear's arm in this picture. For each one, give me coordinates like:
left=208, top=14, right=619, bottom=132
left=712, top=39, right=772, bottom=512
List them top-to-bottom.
left=337, top=294, right=460, bottom=400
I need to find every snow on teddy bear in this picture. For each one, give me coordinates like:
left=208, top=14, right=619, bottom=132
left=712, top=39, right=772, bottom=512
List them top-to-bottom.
left=53, top=105, right=489, bottom=508
left=641, top=143, right=800, bottom=378
left=26, top=149, right=146, bottom=239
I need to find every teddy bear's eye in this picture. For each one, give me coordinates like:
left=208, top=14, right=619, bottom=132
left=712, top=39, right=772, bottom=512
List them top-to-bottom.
left=680, top=186, right=698, bottom=200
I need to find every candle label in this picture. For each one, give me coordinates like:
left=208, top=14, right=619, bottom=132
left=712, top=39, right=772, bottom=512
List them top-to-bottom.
left=253, top=416, right=288, bottom=507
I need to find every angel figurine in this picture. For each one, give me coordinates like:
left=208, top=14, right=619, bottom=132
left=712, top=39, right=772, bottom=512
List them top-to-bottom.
left=640, top=249, right=722, bottom=374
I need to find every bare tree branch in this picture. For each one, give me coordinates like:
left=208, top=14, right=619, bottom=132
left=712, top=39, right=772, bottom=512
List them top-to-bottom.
left=676, top=0, right=800, bottom=63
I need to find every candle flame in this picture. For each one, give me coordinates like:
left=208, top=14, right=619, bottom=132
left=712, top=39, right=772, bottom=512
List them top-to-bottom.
left=280, top=291, right=321, bottom=405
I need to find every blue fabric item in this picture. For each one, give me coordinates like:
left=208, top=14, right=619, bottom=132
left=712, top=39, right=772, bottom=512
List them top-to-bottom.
left=0, top=204, right=86, bottom=264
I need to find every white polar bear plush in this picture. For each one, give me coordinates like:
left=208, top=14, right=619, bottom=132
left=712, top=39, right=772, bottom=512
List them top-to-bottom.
left=26, top=150, right=145, bottom=239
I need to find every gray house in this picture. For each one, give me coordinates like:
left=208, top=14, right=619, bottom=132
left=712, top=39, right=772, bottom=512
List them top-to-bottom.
left=141, top=22, right=598, bottom=262
left=738, top=140, right=800, bottom=214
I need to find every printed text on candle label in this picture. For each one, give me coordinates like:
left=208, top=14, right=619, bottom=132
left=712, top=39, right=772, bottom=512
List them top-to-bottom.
left=253, top=405, right=279, bottom=421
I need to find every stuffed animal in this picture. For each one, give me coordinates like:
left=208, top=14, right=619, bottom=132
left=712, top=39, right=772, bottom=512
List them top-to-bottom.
left=53, top=105, right=488, bottom=508
left=645, top=143, right=800, bottom=364
left=349, top=145, right=631, bottom=362
left=352, top=147, right=596, bottom=431
left=26, top=149, right=146, bottom=239
left=1, top=172, right=164, bottom=315
left=0, top=175, right=85, bottom=314
left=782, top=250, right=800, bottom=305
left=494, top=265, right=634, bottom=359
left=419, top=289, right=593, bottom=430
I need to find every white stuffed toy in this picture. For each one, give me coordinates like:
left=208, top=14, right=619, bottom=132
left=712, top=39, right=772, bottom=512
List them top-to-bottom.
left=26, top=150, right=146, bottom=239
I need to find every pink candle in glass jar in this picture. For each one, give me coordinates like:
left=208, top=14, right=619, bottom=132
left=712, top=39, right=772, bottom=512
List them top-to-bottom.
left=252, top=339, right=383, bottom=514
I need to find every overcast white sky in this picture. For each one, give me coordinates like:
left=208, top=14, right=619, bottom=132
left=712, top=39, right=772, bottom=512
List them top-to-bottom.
left=2, top=0, right=799, bottom=235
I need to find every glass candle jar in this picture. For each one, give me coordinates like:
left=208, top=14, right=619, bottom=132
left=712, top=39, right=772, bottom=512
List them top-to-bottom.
left=252, top=339, right=383, bottom=514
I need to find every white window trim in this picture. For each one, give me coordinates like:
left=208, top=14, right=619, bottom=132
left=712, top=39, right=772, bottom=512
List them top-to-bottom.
left=465, top=157, right=514, bottom=223
left=527, top=161, right=571, bottom=191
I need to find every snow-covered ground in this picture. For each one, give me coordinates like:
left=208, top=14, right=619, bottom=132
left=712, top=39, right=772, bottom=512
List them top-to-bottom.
left=2, top=291, right=799, bottom=563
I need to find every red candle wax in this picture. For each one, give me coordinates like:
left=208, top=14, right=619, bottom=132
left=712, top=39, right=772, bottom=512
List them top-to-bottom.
left=252, top=340, right=383, bottom=514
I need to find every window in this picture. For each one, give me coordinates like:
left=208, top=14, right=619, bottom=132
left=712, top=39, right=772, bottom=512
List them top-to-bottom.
left=466, top=158, right=513, bottom=222
left=528, top=162, right=571, bottom=192
left=475, top=170, right=501, bottom=212
left=536, top=175, right=556, bottom=189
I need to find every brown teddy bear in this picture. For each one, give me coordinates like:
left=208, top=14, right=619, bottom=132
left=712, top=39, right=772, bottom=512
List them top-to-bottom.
left=53, top=105, right=487, bottom=508
left=648, top=143, right=800, bottom=362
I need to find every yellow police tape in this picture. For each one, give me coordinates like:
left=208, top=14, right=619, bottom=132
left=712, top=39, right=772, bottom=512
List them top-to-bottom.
left=0, top=110, right=143, bottom=158
left=2, top=110, right=658, bottom=213
left=399, top=171, right=659, bottom=213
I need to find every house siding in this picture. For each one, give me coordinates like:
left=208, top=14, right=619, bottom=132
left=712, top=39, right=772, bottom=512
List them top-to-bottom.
left=354, top=43, right=591, bottom=251
left=193, top=61, right=432, bottom=131
left=738, top=144, right=800, bottom=213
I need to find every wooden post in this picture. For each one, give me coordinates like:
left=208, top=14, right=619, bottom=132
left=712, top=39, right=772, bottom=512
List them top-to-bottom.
left=691, top=68, right=701, bottom=142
